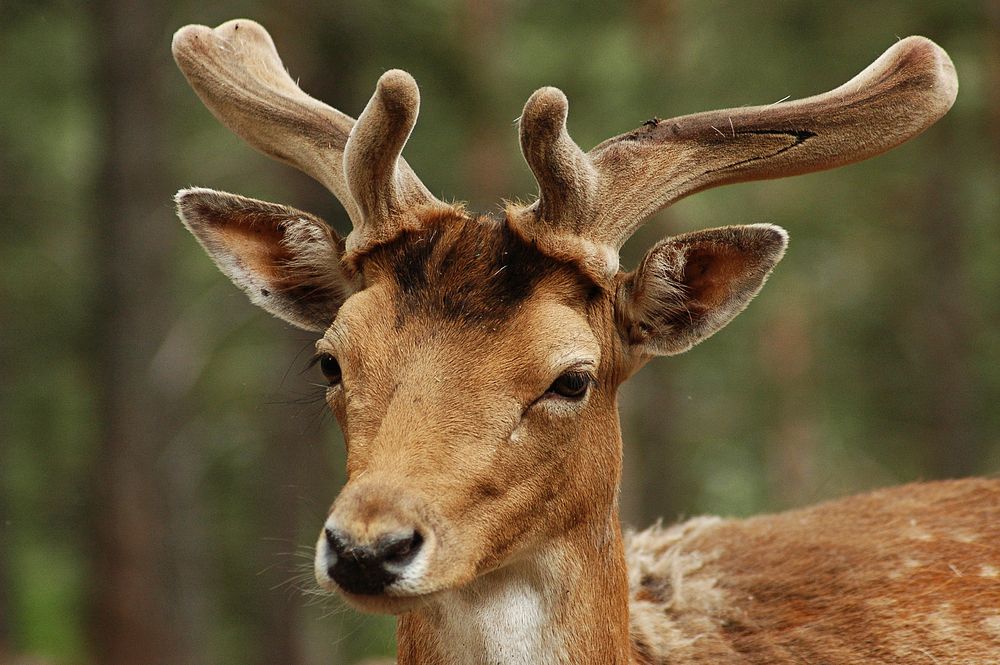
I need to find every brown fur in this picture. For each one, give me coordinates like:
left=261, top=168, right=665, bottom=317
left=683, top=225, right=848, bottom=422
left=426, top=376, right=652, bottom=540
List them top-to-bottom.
left=179, top=202, right=997, bottom=662
left=312, top=212, right=633, bottom=662
left=362, top=213, right=590, bottom=325
left=626, top=479, right=1000, bottom=664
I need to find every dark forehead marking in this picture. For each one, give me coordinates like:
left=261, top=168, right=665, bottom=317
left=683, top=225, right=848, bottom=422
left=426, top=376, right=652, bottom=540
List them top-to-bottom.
left=364, top=213, right=585, bottom=325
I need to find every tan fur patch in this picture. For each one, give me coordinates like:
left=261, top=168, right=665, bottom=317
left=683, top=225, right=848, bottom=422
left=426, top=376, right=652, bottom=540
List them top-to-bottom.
left=983, top=615, right=1000, bottom=638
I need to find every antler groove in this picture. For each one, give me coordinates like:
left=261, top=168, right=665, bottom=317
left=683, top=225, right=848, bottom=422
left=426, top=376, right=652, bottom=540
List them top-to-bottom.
left=514, top=36, right=958, bottom=276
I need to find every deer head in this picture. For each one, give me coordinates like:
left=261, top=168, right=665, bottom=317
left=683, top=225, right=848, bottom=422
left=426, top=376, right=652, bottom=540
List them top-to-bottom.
left=172, top=19, right=957, bottom=654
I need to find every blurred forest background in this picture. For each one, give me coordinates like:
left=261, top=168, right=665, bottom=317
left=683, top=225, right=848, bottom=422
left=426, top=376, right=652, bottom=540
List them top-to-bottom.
left=1, top=0, right=997, bottom=663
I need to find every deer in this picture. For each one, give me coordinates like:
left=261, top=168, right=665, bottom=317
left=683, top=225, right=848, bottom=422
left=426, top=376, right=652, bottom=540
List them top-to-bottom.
left=171, top=19, right=1000, bottom=664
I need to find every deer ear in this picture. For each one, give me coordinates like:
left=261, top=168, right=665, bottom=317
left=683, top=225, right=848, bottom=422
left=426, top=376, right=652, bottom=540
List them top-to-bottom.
left=175, top=188, right=354, bottom=331
left=618, top=224, right=787, bottom=356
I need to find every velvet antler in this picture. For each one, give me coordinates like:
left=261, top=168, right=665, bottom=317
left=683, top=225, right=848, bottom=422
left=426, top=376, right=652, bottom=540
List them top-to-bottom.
left=172, top=20, right=441, bottom=256
left=513, top=36, right=958, bottom=276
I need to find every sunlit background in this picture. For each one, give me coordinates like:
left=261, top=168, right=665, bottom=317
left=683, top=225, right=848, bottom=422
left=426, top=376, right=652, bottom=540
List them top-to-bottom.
left=1, top=1, right=997, bottom=663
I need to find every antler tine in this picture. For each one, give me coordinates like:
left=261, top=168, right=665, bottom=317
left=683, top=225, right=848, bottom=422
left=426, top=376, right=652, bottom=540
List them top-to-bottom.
left=172, top=20, right=439, bottom=243
left=516, top=36, right=957, bottom=276
left=343, top=70, right=438, bottom=253
left=519, top=87, right=599, bottom=233
left=512, top=88, right=621, bottom=277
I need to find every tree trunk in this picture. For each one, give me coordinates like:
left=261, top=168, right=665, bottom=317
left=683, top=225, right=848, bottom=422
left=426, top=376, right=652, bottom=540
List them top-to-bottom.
left=88, top=1, right=186, bottom=663
left=911, top=124, right=979, bottom=479
left=759, top=296, right=819, bottom=508
left=620, top=368, right=690, bottom=526
left=258, top=382, right=308, bottom=665
left=0, top=476, right=10, bottom=657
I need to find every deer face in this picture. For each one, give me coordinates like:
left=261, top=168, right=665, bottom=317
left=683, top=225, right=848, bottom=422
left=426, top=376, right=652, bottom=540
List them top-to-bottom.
left=172, top=20, right=956, bottom=614
left=177, top=187, right=787, bottom=613
left=310, top=216, right=624, bottom=612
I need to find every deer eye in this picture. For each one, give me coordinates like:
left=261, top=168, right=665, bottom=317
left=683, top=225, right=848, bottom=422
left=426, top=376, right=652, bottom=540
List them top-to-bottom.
left=318, top=354, right=342, bottom=387
left=545, top=371, right=593, bottom=401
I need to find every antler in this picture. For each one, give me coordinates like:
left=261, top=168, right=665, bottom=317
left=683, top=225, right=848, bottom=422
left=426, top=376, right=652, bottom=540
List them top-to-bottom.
left=172, top=20, right=440, bottom=255
left=514, top=36, right=958, bottom=277
left=342, top=69, right=439, bottom=249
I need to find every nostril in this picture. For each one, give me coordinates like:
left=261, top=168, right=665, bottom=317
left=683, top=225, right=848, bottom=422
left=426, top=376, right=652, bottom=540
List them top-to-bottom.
left=324, top=527, right=348, bottom=555
left=321, top=528, right=424, bottom=595
left=380, top=530, right=424, bottom=566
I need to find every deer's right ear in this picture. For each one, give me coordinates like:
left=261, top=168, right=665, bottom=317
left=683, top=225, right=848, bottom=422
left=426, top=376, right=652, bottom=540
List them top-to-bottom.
left=175, top=188, right=354, bottom=331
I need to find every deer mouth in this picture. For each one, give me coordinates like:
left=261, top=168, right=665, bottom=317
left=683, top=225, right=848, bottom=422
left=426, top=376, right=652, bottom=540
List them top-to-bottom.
left=332, top=585, right=443, bottom=615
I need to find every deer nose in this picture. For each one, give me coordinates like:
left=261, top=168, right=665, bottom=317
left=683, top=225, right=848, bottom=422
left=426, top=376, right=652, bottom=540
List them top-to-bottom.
left=323, top=527, right=424, bottom=595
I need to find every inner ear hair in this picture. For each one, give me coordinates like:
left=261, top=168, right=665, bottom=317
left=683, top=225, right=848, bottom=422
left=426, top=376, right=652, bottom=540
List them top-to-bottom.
left=176, top=188, right=354, bottom=332
left=621, top=224, right=788, bottom=356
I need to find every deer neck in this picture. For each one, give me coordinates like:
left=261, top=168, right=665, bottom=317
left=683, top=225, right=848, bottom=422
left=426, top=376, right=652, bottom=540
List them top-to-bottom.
left=396, top=514, right=632, bottom=664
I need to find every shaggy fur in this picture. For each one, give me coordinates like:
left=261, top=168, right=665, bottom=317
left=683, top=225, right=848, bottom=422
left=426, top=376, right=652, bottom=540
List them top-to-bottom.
left=626, top=478, right=1000, bottom=664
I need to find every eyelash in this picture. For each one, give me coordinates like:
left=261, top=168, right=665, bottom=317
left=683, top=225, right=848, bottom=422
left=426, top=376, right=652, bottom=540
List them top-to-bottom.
left=545, top=370, right=594, bottom=400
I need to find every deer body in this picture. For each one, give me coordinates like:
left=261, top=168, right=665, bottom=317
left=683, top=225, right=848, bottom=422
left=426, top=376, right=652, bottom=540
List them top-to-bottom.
left=170, top=20, right=999, bottom=663
left=626, top=478, right=1000, bottom=664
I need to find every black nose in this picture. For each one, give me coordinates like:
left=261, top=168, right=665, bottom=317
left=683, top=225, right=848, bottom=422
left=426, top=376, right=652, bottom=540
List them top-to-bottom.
left=324, top=528, right=424, bottom=595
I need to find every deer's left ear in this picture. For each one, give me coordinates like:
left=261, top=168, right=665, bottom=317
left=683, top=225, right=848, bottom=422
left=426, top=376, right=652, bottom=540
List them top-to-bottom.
left=176, top=188, right=354, bottom=331
left=617, top=224, right=788, bottom=356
